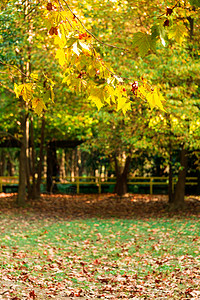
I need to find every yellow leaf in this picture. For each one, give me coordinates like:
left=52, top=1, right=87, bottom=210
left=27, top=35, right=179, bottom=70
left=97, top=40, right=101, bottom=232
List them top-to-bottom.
left=168, top=22, right=188, bottom=44
left=54, top=35, right=66, bottom=47
left=78, top=41, right=90, bottom=51
left=72, top=42, right=80, bottom=56
left=55, top=48, right=66, bottom=66
left=30, top=73, right=38, bottom=81
left=14, top=83, right=24, bottom=98
left=22, top=83, right=33, bottom=102
left=105, top=85, right=115, bottom=104
left=138, top=85, right=148, bottom=98
left=88, top=87, right=105, bottom=111
left=146, top=87, right=165, bottom=111
left=117, top=95, right=127, bottom=111
left=90, top=96, right=104, bottom=111
left=32, top=98, right=46, bottom=115
left=122, top=102, right=131, bottom=115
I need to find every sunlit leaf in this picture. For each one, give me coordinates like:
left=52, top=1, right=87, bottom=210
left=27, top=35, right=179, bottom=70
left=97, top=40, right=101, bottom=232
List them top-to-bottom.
left=168, top=22, right=188, bottom=44
left=72, top=42, right=81, bottom=56
left=55, top=48, right=66, bottom=66
left=146, top=88, right=165, bottom=111
left=32, top=98, right=46, bottom=115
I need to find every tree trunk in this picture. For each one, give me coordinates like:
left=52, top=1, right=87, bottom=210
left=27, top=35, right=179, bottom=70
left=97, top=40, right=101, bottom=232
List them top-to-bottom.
left=17, top=0, right=32, bottom=205
left=17, top=111, right=29, bottom=206
left=27, top=116, right=37, bottom=199
left=36, top=116, right=45, bottom=197
left=47, top=142, right=59, bottom=193
left=168, top=148, right=173, bottom=203
left=172, top=148, right=188, bottom=209
left=60, top=149, right=66, bottom=180
left=71, top=149, right=77, bottom=182
left=0, top=150, right=6, bottom=176
left=7, top=152, right=15, bottom=176
left=114, top=155, right=131, bottom=196
left=168, top=159, right=173, bottom=203
left=196, top=169, right=200, bottom=195
left=115, top=172, right=129, bottom=196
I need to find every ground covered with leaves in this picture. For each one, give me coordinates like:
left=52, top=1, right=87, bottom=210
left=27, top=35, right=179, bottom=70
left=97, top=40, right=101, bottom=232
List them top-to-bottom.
left=0, top=193, right=200, bottom=299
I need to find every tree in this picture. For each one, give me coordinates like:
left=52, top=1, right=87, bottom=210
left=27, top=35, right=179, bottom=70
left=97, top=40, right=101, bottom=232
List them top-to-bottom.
left=0, top=0, right=200, bottom=205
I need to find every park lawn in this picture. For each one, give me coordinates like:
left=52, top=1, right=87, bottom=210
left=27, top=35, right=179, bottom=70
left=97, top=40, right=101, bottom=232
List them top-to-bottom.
left=0, top=195, right=199, bottom=299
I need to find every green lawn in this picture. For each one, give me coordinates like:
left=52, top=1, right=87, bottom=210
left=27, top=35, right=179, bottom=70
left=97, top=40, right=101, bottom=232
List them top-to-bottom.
left=0, top=194, right=200, bottom=299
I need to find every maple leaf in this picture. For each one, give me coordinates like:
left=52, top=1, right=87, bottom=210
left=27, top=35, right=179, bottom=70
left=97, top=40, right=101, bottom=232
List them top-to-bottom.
left=168, top=22, right=188, bottom=44
left=132, top=32, right=156, bottom=57
left=54, top=35, right=66, bottom=48
left=72, top=42, right=81, bottom=56
left=55, top=48, right=66, bottom=66
left=14, top=83, right=24, bottom=98
left=21, top=83, right=33, bottom=102
left=105, top=85, right=115, bottom=104
left=88, top=88, right=104, bottom=111
left=146, top=88, right=165, bottom=111
left=32, top=98, right=46, bottom=115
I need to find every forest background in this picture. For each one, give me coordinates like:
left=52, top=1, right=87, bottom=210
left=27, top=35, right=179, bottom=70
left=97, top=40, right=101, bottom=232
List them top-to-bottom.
left=0, top=0, right=199, bottom=209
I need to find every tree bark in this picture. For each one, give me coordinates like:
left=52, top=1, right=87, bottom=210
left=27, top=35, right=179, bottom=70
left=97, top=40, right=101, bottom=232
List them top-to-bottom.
left=17, top=0, right=31, bottom=205
left=17, top=111, right=29, bottom=206
left=27, top=116, right=37, bottom=199
left=36, top=116, right=45, bottom=197
left=47, top=142, right=59, bottom=193
left=168, top=147, right=173, bottom=203
left=172, top=148, right=188, bottom=209
left=60, top=149, right=66, bottom=180
left=0, top=150, right=6, bottom=176
left=7, top=152, right=15, bottom=176
left=114, top=155, right=131, bottom=196
left=196, top=169, right=200, bottom=195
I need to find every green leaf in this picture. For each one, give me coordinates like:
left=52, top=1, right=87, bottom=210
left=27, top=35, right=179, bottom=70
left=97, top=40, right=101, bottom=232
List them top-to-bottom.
left=151, top=24, right=166, bottom=46
left=132, top=32, right=156, bottom=57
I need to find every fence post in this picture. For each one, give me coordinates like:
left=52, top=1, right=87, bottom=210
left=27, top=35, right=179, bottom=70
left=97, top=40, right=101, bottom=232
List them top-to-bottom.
left=77, top=177, right=80, bottom=194
left=150, top=178, right=153, bottom=195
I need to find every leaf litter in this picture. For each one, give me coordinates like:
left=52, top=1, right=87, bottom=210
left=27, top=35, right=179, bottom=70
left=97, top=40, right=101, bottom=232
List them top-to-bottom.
left=0, top=193, right=199, bottom=299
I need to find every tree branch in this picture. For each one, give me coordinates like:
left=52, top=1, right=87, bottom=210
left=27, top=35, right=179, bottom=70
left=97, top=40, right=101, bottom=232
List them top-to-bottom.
left=61, top=0, right=129, bottom=52
left=0, top=60, right=27, bottom=78
left=0, top=82, right=14, bottom=94
left=0, top=131, right=21, bottom=143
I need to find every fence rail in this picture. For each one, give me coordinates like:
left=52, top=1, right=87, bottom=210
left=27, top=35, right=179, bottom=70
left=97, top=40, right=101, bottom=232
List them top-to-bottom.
left=0, top=176, right=198, bottom=194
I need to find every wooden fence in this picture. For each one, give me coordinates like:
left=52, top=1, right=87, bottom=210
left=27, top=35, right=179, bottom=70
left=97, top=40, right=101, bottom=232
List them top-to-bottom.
left=0, top=176, right=198, bottom=194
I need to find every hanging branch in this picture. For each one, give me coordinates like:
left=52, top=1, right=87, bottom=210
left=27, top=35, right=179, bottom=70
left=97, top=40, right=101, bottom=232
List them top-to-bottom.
left=61, top=0, right=129, bottom=52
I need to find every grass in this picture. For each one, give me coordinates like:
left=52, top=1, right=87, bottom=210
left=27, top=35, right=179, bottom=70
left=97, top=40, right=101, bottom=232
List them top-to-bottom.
left=0, top=194, right=199, bottom=299
left=0, top=217, right=200, bottom=298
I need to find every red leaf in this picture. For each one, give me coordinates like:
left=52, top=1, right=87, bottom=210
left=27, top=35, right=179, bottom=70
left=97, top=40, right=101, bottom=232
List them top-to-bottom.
left=29, top=290, right=36, bottom=299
